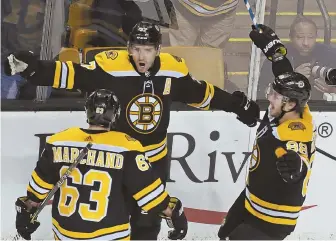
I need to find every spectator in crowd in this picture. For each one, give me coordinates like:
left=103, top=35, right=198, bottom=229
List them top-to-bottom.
left=1, top=0, right=50, bottom=100
left=1, top=0, right=26, bottom=99
left=2, top=0, right=12, bottom=21
left=88, top=0, right=143, bottom=46
left=167, top=0, right=240, bottom=93
left=168, top=0, right=238, bottom=48
left=258, top=16, right=336, bottom=100
left=1, top=68, right=26, bottom=99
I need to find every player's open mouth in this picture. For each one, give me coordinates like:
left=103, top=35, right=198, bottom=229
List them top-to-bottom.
left=139, top=63, right=145, bottom=67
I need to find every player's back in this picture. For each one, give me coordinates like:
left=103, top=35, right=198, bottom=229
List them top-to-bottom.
left=46, top=127, right=144, bottom=240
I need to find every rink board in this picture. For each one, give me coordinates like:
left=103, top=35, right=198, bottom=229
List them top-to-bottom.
left=1, top=111, right=336, bottom=239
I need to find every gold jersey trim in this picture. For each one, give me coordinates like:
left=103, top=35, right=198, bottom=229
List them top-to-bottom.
left=95, top=51, right=189, bottom=78
left=53, top=61, right=75, bottom=90
left=188, top=81, right=215, bottom=110
left=272, top=105, right=314, bottom=142
left=47, top=128, right=145, bottom=152
left=144, top=137, right=168, bottom=162
left=27, top=170, right=54, bottom=201
left=132, top=177, right=168, bottom=211
left=245, top=188, right=300, bottom=226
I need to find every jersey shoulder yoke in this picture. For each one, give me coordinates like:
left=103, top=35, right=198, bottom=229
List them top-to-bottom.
left=95, top=50, right=135, bottom=73
left=159, top=53, right=189, bottom=77
left=274, top=106, right=314, bottom=142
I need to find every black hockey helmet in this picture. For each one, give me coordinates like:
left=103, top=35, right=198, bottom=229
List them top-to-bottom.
left=128, top=21, right=162, bottom=48
left=266, top=72, right=311, bottom=114
left=85, top=89, right=121, bottom=130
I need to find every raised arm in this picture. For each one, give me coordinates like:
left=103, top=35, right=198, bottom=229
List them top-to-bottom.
left=249, top=24, right=294, bottom=77
left=5, top=51, right=116, bottom=91
left=170, top=73, right=260, bottom=127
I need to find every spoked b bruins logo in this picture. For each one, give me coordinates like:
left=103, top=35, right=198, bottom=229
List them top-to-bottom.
left=126, top=93, right=163, bottom=134
left=249, top=144, right=260, bottom=172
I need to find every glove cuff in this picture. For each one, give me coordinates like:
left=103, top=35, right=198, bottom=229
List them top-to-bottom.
left=271, top=47, right=287, bottom=62
left=231, top=91, right=248, bottom=110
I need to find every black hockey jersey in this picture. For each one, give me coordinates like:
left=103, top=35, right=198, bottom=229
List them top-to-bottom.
left=27, top=50, right=244, bottom=163
left=244, top=105, right=316, bottom=235
left=27, top=127, right=169, bottom=240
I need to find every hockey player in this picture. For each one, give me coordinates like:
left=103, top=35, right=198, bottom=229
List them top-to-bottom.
left=5, top=20, right=260, bottom=240
left=218, top=24, right=316, bottom=240
left=15, top=89, right=188, bottom=241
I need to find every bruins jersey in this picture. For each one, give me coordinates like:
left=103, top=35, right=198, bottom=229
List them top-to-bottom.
left=175, top=0, right=239, bottom=17
left=28, top=49, right=242, bottom=164
left=243, top=105, right=316, bottom=235
left=27, top=127, right=169, bottom=240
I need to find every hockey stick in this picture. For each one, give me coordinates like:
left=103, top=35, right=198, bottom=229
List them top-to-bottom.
left=153, top=0, right=165, bottom=26
left=243, top=0, right=259, bottom=30
left=255, top=118, right=336, bottom=161
left=10, top=142, right=93, bottom=241
left=316, top=147, right=336, bottom=161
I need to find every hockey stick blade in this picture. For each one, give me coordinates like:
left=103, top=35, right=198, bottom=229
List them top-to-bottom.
left=255, top=118, right=336, bottom=161
left=9, top=142, right=93, bottom=241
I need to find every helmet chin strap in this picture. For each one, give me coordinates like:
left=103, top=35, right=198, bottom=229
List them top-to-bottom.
left=274, top=99, right=296, bottom=123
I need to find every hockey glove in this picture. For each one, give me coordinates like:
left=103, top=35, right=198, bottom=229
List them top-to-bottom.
left=249, top=24, right=287, bottom=62
left=4, top=51, right=39, bottom=78
left=232, top=91, right=260, bottom=127
left=275, top=149, right=306, bottom=183
left=15, top=196, right=40, bottom=240
left=164, top=197, right=188, bottom=240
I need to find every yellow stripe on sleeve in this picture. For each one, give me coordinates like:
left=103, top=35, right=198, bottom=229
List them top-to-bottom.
left=53, top=61, right=61, bottom=88
left=66, top=61, right=75, bottom=89
left=189, top=82, right=214, bottom=110
left=144, top=137, right=167, bottom=152
left=148, top=147, right=168, bottom=163
left=32, top=171, right=54, bottom=190
left=133, top=178, right=162, bottom=200
left=27, top=185, right=48, bottom=200
left=142, top=191, right=169, bottom=212
left=249, top=192, right=301, bottom=212
left=245, top=200, right=297, bottom=225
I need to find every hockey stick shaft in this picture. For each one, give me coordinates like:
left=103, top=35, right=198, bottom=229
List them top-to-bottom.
left=153, top=0, right=165, bottom=25
left=243, top=0, right=259, bottom=29
left=255, top=118, right=336, bottom=161
left=11, top=142, right=92, bottom=241
left=31, top=142, right=93, bottom=220
left=316, top=147, right=336, bottom=161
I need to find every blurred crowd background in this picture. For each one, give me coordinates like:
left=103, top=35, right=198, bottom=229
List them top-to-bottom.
left=1, top=0, right=335, bottom=104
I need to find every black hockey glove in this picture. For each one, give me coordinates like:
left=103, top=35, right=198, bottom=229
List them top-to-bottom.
left=249, top=24, right=287, bottom=62
left=4, top=51, right=39, bottom=78
left=232, top=91, right=260, bottom=127
left=276, top=149, right=306, bottom=183
left=15, top=197, right=40, bottom=240
left=164, top=197, right=188, bottom=240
